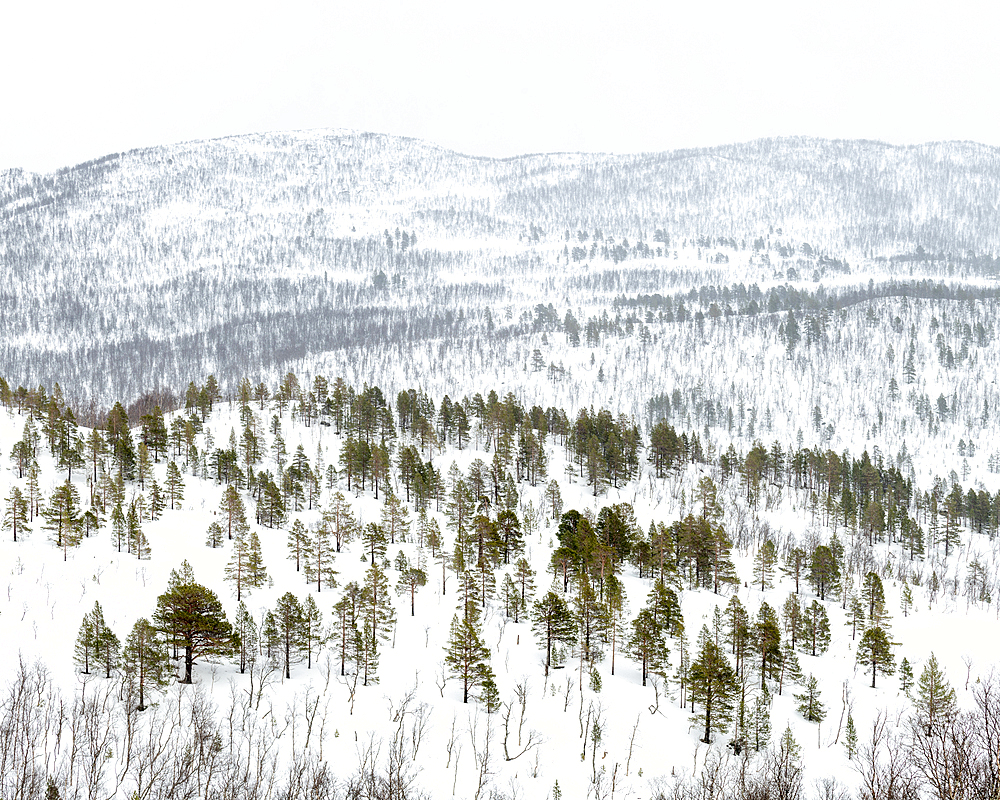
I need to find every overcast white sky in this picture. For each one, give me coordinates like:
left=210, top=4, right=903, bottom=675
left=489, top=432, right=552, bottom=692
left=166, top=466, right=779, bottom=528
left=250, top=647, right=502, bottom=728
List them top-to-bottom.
left=1, top=0, right=997, bottom=172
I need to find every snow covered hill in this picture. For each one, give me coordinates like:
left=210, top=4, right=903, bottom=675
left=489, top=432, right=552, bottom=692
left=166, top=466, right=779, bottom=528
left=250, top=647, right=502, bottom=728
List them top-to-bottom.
left=1, top=375, right=999, bottom=799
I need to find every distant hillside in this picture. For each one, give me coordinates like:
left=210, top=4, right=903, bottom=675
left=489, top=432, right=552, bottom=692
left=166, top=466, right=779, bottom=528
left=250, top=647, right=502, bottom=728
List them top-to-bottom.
left=1, top=130, right=999, bottom=404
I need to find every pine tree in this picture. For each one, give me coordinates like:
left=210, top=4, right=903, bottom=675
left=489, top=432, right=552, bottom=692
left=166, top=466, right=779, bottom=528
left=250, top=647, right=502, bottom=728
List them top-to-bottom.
left=137, top=442, right=153, bottom=490
left=165, top=461, right=184, bottom=510
left=43, top=479, right=82, bottom=560
left=148, top=480, right=165, bottom=521
left=219, top=484, right=248, bottom=541
left=3, top=487, right=30, bottom=542
left=324, top=491, right=358, bottom=552
left=380, top=491, right=410, bottom=544
left=128, top=502, right=150, bottom=560
left=287, top=518, right=312, bottom=572
left=307, top=519, right=337, bottom=592
left=205, top=521, right=224, bottom=548
left=362, top=522, right=388, bottom=564
left=225, top=527, right=252, bottom=601
left=246, top=531, right=268, bottom=591
left=754, top=539, right=778, bottom=591
left=808, top=544, right=840, bottom=600
left=514, top=556, right=536, bottom=613
left=362, top=561, right=395, bottom=653
left=397, top=566, right=427, bottom=616
left=861, top=571, right=891, bottom=631
left=154, top=572, right=237, bottom=683
left=500, top=573, right=521, bottom=620
left=600, top=573, right=628, bottom=676
left=333, top=582, right=364, bottom=676
left=901, top=584, right=914, bottom=617
left=532, top=590, right=577, bottom=675
left=270, top=592, right=306, bottom=679
left=845, top=593, right=866, bottom=640
left=782, top=594, right=803, bottom=650
left=302, top=595, right=325, bottom=669
left=724, top=595, right=751, bottom=676
left=802, top=600, right=831, bottom=656
left=76, top=601, right=120, bottom=679
left=234, top=601, right=258, bottom=674
left=754, top=602, right=782, bottom=690
left=444, top=604, right=492, bottom=703
left=629, top=607, right=669, bottom=687
left=74, top=610, right=97, bottom=675
left=121, top=617, right=170, bottom=710
left=689, top=625, right=739, bottom=744
left=857, top=626, right=895, bottom=688
left=778, top=640, right=803, bottom=696
left=915, top=652, right=957, bottom=735
left=900, top=657, right=915, bottom=696
left=794, top=674, right=826, bottom=722
left=750, top=686, right=772, bottom=752
left=844, top=714, right=858, bottom=759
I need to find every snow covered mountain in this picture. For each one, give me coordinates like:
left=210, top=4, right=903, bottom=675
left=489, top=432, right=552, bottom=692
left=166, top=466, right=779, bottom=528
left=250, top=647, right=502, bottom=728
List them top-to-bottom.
left=1, top=131, right=999, bottom=405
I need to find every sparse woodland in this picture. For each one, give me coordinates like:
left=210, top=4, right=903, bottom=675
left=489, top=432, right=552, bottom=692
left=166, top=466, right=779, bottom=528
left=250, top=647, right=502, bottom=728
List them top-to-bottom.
left=2, top=132, right=1000, bottom=799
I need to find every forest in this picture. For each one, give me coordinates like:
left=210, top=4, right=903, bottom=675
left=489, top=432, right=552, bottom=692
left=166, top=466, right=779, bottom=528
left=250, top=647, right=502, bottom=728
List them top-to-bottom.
left=2, top=131, right=1000, bottom=799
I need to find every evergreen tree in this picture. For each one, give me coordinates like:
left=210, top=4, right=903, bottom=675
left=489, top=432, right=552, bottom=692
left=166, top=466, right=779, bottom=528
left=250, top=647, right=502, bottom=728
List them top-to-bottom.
left=165, top=461, right=184, bottom=510
left=43, top=479, right=82, bottom=559
left=148, top=480, right=165, bottom=521
left=219, top=484, right=248, bottom=541
left=3, top=487, right=30, bottom=542
left=324, top=491, right=358, bottom=552
left=380, top=491, right=410, bottom=544
left=127, top=501, right=150, bottom=560
left=110, top=502, right=127, bottom=552
left=286, top=518, right=312, bottom=572
left=205, top=521, right=224, bottom=548
left=362, top=522, right=388, bottom=564
left=225, top=527, right=252, bottom=601
left=246, top=531, right=268, bottom=591
left=753, top=539, right=778, bottom=591
left=808, top=544, right=840, bottom=600
left=781, top=545, right=809, bottom=594
left=514, top=556, right=536, bottom=613
left=361, top=561, right=395, bottom=662
left=397, top=566, right=427, bottom=616
left=861, top=571, right=892, bottom=631
left=154, top=572, right=237, bottom=683
left=500, top=573, right=521, bottom=621
left=600, top=573, right=628, bottom=676
left=333, top=582, right=364, bottom=676
left=901, top=584, right=914, bottom=617
left=532, top=590, right=577, bottom=675
left=270, top=592, right=306, bottom=679
left=845, top=593, right=866, bottom=640
left=724, top=594, right=751, bottom=677
left=302, top=595, right=325, bottom=669
left=802, top=600, right=831, bottom=656
left=234, top=601, right=258, bottom=674
left=75, top=602, right=120, bottom=679
left=754, top=602, right=782, bottom=690
left=444, top=603, right=492, bottom=703
left=629, top=607, right=669, bottom=687
left=121, top=617, right=170, bottom=710
left=690, top=625, right=739, bottom=744
left=856, top=626, right=895, bottom=688
left=778, top=639, right=803, bottom=696
left=915, top=652, right=957, bottom=735
left=900, top=657, right=915, bottom=696
left=794, top=674, right=826, bottom=722
left=750, top=686, right=772, bottom=752
left=844, top=714, right=858, bottom=760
